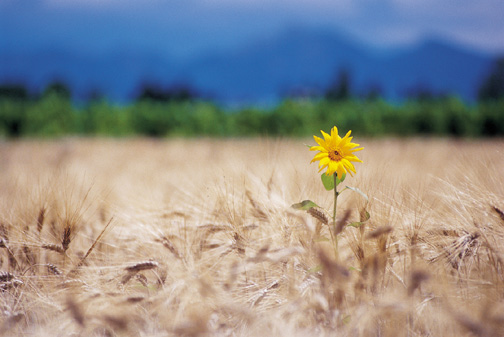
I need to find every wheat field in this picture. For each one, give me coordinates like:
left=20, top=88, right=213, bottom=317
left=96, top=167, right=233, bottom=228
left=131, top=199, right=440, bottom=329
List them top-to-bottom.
left=0, top=137, right=503, bottom=336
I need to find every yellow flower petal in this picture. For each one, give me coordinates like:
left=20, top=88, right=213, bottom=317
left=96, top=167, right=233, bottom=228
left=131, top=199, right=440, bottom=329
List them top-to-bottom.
left=310, top=126, right=363, bottom=177
left=330, top=126, right=338, bottom=137
left=321, top=130, right=331, bottom=143
left=313, top=136, right=326, bottom=147
left=310, top=145, right=327, bottom=152
left=310, top=152, right=328, bottom=163
left=343, top=154, right=363, bottom=163
left=319, top=156, right=331, bottom=166
left=341, top=159, right=356, bottom=173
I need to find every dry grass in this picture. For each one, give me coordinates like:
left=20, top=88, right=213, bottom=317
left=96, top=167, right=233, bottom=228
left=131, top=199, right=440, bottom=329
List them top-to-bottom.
left=0, top=137, right=503, bottom=336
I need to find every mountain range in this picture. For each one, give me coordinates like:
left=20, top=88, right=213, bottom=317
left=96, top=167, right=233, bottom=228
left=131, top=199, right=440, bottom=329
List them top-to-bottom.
left=0, top=27, right=496, bottom=105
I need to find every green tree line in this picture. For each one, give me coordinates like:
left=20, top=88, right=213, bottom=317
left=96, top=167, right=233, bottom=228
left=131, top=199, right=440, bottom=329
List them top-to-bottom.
left=1, top=58, right=503, bottom=138
left=1, top=91, right=503, bottom=138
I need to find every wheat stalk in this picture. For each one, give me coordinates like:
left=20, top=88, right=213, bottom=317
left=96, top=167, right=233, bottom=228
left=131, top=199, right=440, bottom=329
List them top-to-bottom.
left=41, top=243, right=65, bottom=254
left=125, top=260, right=159, bottom=273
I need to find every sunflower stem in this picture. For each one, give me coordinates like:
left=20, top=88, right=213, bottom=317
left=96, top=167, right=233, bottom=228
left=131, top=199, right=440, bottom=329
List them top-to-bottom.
left=332, top=174, right=339, bottom=260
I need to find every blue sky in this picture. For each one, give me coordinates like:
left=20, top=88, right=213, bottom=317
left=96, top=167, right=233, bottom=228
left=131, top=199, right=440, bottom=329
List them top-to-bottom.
left=1, top=0, right=503, bottom=59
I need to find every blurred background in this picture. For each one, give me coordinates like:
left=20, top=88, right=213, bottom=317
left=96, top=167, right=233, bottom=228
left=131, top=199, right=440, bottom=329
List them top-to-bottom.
left=1, top=0, right=503, bottom=137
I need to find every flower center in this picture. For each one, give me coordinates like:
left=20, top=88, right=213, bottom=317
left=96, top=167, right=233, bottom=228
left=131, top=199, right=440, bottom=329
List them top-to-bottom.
left=328, top=149, right=342, bottom=161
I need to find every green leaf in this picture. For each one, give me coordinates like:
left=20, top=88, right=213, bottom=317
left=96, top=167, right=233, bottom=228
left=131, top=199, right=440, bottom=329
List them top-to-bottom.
left=321, top=173, right=334, bottom=191
left=336, top=173, right=346, bottom=185
left=345, top=186, right=368, bottom=201
left=291, top=200, right=319, bottom=210
left=314, top=236, right=330, bottom=242
left=349, top=266, right=362, bottom=272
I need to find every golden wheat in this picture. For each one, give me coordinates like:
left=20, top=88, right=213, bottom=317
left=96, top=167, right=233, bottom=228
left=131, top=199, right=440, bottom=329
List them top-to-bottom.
left=0, top=137, right=503, bottom=336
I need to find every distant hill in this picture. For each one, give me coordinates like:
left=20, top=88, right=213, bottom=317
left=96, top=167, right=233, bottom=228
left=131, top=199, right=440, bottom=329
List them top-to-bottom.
left=0, top=27, right=495, bottom=104
left=373, top=39, right=494, bottom=100
left=0, top=49, right=176, bottom=102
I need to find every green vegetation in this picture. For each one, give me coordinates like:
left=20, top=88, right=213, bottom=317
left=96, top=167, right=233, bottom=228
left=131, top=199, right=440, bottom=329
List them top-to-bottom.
left=1, top=58, right=504, bottom=139
left=1, top=90, right=503, bottom=138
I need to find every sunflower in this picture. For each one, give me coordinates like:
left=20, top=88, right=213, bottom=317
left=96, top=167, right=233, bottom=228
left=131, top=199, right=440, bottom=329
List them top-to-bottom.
left=310, top=126, right=363, bottom=177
